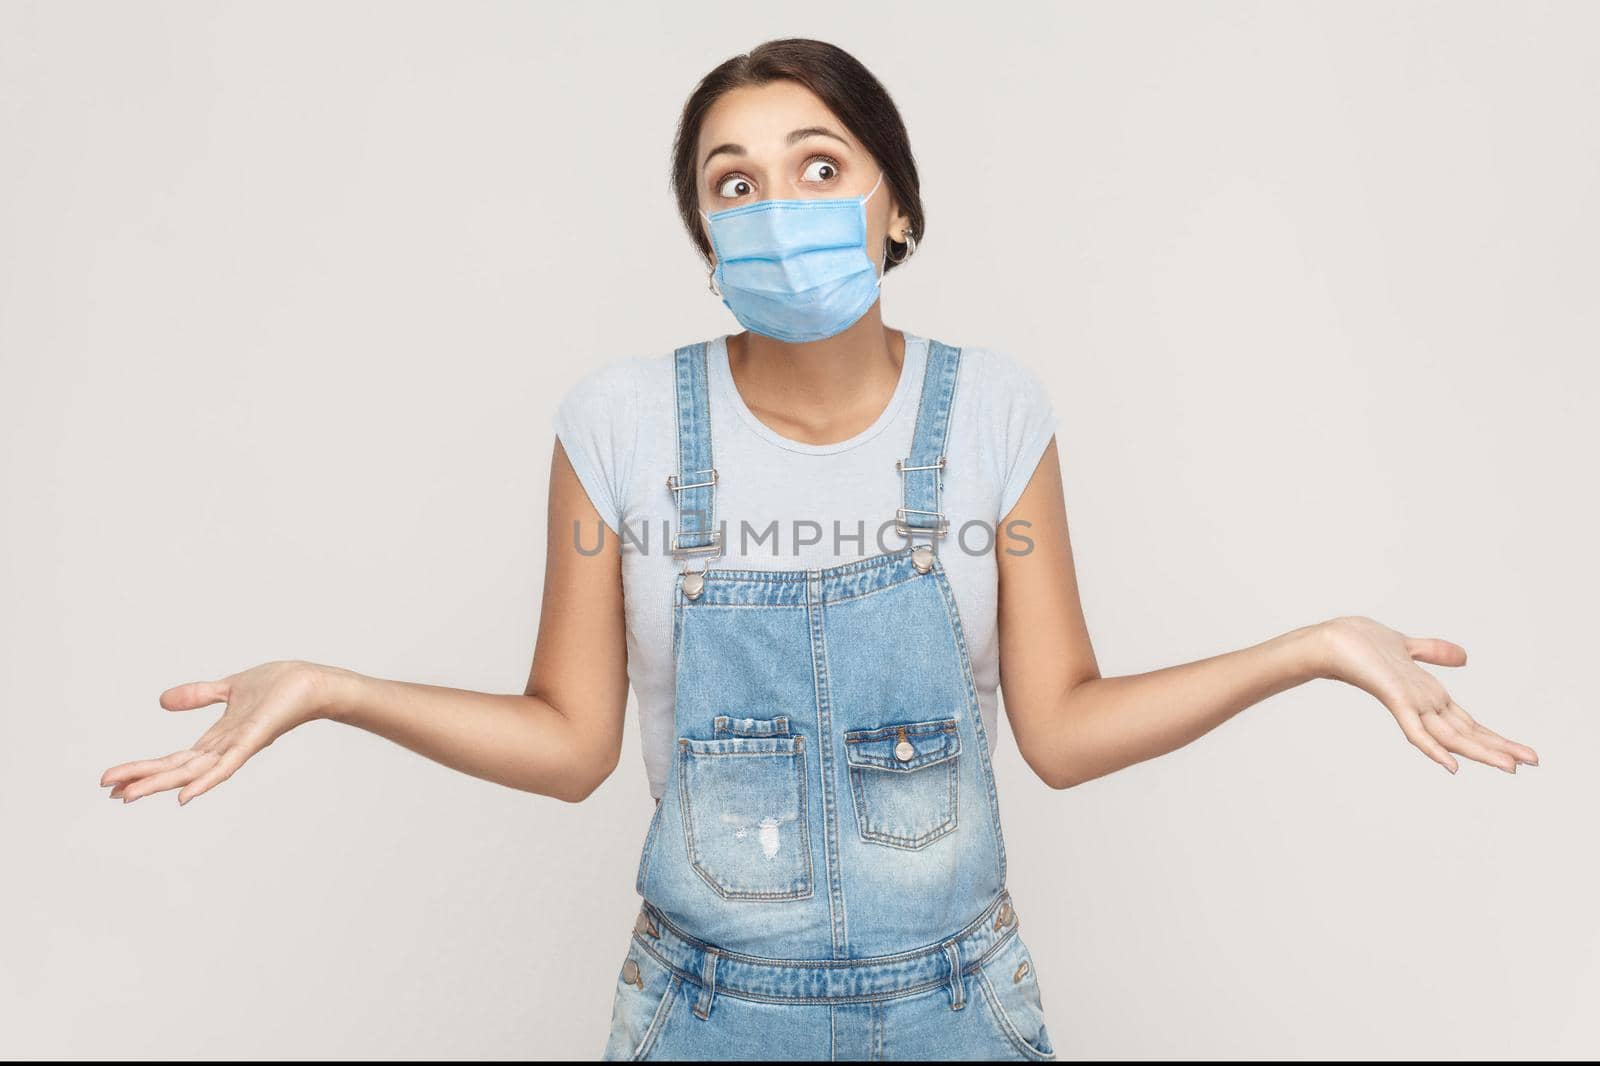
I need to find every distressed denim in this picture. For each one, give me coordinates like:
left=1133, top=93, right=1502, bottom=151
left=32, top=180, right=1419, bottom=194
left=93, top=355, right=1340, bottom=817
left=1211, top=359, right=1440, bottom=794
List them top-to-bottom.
left=600, top=340, right=1057, bottom=1061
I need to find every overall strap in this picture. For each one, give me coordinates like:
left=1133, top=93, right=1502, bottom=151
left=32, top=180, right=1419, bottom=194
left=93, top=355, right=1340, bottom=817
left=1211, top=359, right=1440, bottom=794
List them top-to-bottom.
left=896, top=339, right=962, bottom=548
left=668, top=341, right=721, bottom=562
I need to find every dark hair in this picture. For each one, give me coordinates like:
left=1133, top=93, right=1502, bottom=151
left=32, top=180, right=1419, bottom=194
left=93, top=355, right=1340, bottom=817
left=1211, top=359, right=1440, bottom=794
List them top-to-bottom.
left=670, top=38, right=923, bottom=273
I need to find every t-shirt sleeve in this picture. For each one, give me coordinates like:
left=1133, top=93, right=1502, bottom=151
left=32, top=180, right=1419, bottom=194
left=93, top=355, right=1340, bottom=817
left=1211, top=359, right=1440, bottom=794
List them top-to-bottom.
left=988, top=350, right=1058, bottom=522
left=551, top=359, right=640, bottom=536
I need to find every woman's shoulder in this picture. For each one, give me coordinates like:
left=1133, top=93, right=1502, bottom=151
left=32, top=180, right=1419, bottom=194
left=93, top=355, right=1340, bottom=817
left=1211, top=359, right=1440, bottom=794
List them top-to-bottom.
left=916, top=336, right=1054, bottom=436
left=927, top=336, right=1058, bottom=520
left=939, top=339, right=1050, bottom=403
left=551, top=349, right=680, bottom=534
left=555, top=350, right=673, bottom=416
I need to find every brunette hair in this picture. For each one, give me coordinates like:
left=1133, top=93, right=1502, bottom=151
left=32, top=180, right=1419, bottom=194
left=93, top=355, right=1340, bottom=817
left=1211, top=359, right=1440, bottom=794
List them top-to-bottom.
left=670, top=38, right=924, bottom=273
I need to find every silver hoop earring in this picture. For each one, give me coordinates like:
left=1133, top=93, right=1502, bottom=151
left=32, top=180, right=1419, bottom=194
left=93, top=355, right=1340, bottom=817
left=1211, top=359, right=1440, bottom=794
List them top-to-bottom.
left=886, top=230, right=917, bottom=264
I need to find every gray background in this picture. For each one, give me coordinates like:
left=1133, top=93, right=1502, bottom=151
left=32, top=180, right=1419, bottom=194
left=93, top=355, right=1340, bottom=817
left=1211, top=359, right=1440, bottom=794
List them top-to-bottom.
left=2, top=0, right=1595, bottom=1059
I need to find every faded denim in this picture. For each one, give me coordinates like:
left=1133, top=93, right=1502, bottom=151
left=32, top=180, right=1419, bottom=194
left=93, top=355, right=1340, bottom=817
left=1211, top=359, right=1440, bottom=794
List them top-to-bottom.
left=601, top=339, right=1057, bottom=1061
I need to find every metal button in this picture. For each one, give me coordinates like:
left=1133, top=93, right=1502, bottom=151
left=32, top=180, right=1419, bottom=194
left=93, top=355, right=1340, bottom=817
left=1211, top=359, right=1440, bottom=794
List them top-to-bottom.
left=911, top=545, right=934, bottom=573
left=682, top=571, right=704, bottom=599
left=894, top=726, right=914, bottom=762
left=993, top=899, right=1015, bottom=930
left=633, top=911, right=658, bottom=938
left=621, top=957, right=643, bottom=989
left=1013, top=959, right=1031, bottom=983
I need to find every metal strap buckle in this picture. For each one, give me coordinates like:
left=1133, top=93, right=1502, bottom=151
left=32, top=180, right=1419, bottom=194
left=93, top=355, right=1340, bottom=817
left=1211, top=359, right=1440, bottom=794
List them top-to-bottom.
left=896, top=454, right=948, bottom=537
left=666, top=468, right=718, bottom=493
left=894, top=506, right=949, bottom=537
left=670, top=528, right=723, bottom=558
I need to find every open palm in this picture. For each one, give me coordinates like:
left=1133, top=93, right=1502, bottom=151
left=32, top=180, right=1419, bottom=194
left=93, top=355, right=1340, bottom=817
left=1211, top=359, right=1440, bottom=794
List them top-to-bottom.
left=1319, top=615, right=1537, bottom=774
left=100, top=660, right=327, bottom=805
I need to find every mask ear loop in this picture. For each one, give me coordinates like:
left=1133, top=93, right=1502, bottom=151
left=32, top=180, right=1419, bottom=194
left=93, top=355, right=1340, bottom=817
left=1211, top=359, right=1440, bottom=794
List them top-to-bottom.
left=861, top=172, right=888, bottom=285
left=697, top=208, right=722, bottom=296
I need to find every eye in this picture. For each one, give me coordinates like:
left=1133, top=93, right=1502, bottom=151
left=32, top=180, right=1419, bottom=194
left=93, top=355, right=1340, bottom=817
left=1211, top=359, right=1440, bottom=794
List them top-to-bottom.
left=801, top=157, right=839, bottom=184
left=716, top=174, right=753, bottom=199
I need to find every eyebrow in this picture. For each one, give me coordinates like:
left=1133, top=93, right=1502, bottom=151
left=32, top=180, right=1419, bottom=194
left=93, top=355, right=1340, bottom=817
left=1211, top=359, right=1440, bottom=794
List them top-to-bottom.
left=701, top=126, right=852, bottom=172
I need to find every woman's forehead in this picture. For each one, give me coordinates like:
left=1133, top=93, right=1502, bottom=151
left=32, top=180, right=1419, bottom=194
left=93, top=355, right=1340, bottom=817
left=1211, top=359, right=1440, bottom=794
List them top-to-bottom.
left=697, top=81, right=859, bottom=164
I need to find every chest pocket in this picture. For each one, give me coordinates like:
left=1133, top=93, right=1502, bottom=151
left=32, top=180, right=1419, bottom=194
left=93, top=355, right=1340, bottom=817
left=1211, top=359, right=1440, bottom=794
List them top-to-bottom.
left=843, top=718, right=961, bottom=850
left=678, top=727, right=813, bottom=901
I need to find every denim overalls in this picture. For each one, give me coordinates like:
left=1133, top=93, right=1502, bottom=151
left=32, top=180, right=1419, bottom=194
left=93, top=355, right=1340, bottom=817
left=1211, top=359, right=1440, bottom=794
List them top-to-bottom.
left=601, top=339, right=1057, bottom=1061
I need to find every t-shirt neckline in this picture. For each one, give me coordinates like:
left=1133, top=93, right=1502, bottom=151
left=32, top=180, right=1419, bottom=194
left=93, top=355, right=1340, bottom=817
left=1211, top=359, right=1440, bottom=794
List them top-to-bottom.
left=708, top=332, right=928, bottom=456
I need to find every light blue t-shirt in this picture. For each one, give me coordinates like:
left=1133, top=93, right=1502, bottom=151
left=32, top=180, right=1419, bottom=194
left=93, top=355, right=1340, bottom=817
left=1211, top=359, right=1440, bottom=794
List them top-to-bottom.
left=553, top=332, right=1057, bottom=800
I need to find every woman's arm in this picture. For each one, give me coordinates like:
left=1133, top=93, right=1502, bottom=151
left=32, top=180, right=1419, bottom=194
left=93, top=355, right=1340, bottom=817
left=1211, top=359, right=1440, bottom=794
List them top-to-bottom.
left=99, top=439, right=630, bottom=806
left=995, top=439, right=1538, bottom=790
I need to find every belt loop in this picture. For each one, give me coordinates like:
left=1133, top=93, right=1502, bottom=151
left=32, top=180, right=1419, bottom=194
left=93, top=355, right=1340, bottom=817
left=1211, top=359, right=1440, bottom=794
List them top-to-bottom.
left=942, top=940, right=965, bottom=1011
left=693, top=948, right=720, bottom=1020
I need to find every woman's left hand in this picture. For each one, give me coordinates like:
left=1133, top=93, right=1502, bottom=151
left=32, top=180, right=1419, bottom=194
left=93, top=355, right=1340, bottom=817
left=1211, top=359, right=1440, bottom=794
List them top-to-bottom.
left=1315, top=615, right=1538, bottom=774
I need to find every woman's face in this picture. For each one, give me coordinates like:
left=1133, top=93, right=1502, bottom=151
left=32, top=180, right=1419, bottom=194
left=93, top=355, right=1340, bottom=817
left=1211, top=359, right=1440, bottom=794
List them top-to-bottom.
left=695, top=79, right=909, bottom=271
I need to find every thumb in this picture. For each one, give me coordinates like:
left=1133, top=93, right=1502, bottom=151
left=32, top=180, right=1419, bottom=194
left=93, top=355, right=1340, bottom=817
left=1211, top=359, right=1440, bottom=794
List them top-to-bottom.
left=1405, top=636, right=1467, bottom=668
left=159, top=679, right=231, bottom=712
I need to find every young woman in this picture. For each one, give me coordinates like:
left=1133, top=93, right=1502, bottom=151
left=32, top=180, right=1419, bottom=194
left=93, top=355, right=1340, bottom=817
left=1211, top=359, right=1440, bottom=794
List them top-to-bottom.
left=100, top=38, right=1538, bottom=1062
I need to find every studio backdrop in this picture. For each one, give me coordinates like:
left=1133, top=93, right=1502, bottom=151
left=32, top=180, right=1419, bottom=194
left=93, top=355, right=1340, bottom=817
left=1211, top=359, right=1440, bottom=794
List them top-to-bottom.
left=2, top=1, right=1596, bottom=1059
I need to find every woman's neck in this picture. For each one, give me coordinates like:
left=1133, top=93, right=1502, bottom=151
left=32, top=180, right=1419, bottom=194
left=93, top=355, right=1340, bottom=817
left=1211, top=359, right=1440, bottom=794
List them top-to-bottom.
left=725, top=306, right=906, bottom=447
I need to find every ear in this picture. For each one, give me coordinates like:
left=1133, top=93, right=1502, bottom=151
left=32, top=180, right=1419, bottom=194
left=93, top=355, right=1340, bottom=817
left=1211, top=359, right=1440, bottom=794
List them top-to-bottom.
left=887, top=198, right=913, bottom=244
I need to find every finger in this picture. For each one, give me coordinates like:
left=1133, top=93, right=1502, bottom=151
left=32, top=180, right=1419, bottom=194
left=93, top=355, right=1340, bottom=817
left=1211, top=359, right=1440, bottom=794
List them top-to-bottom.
left=1404, top=637, right=1467, bottom=668
left=159, top=679, right=232, bottom=713
left=1446, top=701, right=1539, bottom=766
left=1440, top=702, right=1519, bottom=759
left=1440, top=703, right=1521, bottom=763
left=1393, top=708, right=1459, bottom=774
left=1421, top=711, right=1516, bottom=773
left=177, top=747, right=250, bottom=806
left=101, top=748, right=206, bottom=787
left=121, top=751, right=219, bottom=803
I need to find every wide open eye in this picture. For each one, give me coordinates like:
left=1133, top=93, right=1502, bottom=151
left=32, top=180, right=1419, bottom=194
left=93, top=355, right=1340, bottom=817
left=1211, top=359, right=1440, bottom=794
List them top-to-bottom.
left=801, top=157, right=839, bottom=184
left=716, top=175, right=753, bottom=199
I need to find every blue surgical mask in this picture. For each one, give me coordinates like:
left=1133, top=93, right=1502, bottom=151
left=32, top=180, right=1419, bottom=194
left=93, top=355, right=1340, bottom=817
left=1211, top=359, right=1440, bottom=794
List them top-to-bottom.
left=701, top=172, right=886, bottom=343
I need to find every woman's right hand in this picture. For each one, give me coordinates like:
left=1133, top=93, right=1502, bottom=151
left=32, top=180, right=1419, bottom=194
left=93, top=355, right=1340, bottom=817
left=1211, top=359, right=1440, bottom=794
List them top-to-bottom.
left=100, top=660, right=334, bottom=805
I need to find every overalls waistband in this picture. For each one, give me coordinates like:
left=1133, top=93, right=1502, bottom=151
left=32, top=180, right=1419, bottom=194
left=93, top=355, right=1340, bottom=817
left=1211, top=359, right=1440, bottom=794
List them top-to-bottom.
left=628, top=888, right=1021, bottom=1017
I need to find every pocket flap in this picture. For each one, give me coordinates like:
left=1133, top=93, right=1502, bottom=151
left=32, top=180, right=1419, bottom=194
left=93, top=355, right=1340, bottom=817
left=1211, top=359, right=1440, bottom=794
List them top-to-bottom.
left=714, top=714, right=791, bottom=738
left=843, top=718, right=960, bottom=771
left=680, top=734, right=803, bottom=756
